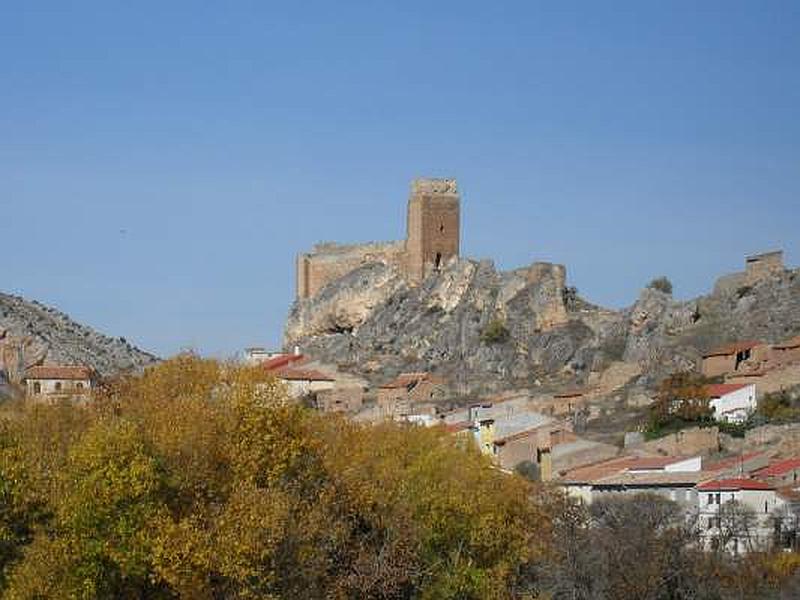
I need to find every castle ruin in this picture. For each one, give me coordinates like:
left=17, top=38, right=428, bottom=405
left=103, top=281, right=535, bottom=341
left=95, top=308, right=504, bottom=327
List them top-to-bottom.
left=296, top=178, right=460, bottom=300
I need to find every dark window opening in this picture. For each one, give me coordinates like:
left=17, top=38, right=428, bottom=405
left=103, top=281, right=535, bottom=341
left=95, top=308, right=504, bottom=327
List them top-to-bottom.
left=439, top=223, right=444, bottom=233
left=434, top=253, right=442, bottom=270
left=33, top=382, right=41, bottom=394
left=55, top=382, right=62, bottom=391
left=76, top=382, right=84, bottom=390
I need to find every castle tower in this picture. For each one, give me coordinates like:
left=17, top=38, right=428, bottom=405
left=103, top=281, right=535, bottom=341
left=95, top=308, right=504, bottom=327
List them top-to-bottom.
left=405, top=178, right=460, bottom=284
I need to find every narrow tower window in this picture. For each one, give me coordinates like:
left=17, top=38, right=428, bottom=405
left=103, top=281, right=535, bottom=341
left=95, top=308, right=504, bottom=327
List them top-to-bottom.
left=439, top=223, right=445, bottom=233
left=434, top=253, right=442, bottom=270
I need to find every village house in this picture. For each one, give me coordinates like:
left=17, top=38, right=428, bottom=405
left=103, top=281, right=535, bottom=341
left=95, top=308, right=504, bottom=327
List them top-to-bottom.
left=702, top=341, right=770, bottom=378
left=241, top=347, right=284, bottom=366
left=25, top=365, right=95, bottom=401
left=274, top=367, right=335, bottom=399
left=377, top=372, right=448, bottom=419
left=705, top=383, right=757, bottom=424
left=314, top=386, right=364, bottom=413
left=472, top=411, right=557, bottom=472
left=559, top=455, right=706, bottom=507
left=696, top=478, right=782, bottom=553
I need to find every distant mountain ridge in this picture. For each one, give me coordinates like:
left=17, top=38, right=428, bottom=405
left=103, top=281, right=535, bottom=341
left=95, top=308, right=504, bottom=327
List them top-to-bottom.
left=0, top=292, right=158, bottom=385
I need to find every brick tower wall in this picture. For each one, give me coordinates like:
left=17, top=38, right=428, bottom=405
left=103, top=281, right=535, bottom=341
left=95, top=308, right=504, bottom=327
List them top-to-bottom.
left=405, top=179, right=460, bottom=284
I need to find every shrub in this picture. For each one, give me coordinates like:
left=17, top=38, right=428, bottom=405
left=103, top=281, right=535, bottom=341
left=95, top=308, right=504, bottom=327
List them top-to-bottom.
left=647, top=276, right=673, bottom=295
left=480, top=317, right=510, bottom=344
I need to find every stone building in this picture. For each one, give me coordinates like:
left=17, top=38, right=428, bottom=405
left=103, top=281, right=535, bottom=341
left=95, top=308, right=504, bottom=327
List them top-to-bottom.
left=295, top=178, right=460, bottom=300
left=713, top=250, right=785, bottom=294
left=745, top=250, right=785, bottom=284
left=702, top=341, right=770, bottom=378
left=25, top=365, right=95, bottom=401
left=376, top=372, right=448, bottom=419
left=315, top=386, right=364, bottom=413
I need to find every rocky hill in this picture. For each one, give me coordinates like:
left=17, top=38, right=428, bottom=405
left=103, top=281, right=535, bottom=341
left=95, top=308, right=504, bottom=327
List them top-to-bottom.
left=285, top=256, right=800, bottom=396
left=0, top=292, right=158, bottom=386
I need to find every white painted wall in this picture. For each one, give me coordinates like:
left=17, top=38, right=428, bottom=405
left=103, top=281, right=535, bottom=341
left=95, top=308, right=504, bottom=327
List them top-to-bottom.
left=710, top=384, right=756, bottom=423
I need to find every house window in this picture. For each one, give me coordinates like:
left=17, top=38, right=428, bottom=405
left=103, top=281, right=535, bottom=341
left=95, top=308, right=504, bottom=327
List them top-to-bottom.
left=434, top=253, right=442, bottom=270
left=33, top=382, right=41, bottom=394
left=55, top=382, right=62, bottom=392
left=76, top=382, right=84, bottom=390
left=716, top=493, right=721, bottom=504
left=707, top=494, right=713, bottom=505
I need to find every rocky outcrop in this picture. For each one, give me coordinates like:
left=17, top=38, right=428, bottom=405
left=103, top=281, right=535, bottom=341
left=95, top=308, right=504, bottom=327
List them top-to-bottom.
left=285, top=254, right=800, bottom=397
left=0, top=292, right=158, bottom=385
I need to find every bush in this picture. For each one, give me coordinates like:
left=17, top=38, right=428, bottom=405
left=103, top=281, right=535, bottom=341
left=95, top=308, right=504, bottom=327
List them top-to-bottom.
left=647, top=276, right=673, bottom=295
left=480, top=317, right=510, bottom=344
left=0, top=356, right=558, bottom=598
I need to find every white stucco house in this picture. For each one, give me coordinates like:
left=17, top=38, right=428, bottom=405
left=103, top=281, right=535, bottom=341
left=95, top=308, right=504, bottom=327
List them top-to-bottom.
left=705, top=383, right=757, bottom=424
left=696, top=478, right=782, bottom=553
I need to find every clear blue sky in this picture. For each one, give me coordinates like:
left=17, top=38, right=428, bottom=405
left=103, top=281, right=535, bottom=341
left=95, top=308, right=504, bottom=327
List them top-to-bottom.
left=2, top=1, right=798, bottom=358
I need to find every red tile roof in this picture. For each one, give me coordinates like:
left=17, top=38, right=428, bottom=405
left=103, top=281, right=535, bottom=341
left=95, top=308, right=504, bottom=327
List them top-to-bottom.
left=703, top=341, right=763, bottom=358
left=262, top=354, right=306, bottom=372
left=25, top=365, right=94, bottom=380
left=275, top=367, right=334, bottom=382
left=705, top=383, right=751, bottom=398
left=704, top=451, right=766, bottom=473
left=753, top=458, right=800, bottom=479
left=697, top=478, right=774, bottom=491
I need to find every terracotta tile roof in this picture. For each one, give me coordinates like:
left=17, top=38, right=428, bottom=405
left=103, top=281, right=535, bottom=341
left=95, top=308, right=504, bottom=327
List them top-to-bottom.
left=774, top=336, right=800, bottom=350
left=703, top=341, right=763, bottom=358
left=262, top=354, right=306, bottom=372
left=25, top=365, right=94, bottom=380
left=275, top=367, right=334, bottom=382
left=379, top=372, right=445, bottom=389
left=705, top=383, right=751, bottom=398
left=704, top=451, right=766, bottom=473
left=561, top=455, right=698, bottom=484
left=560, top=456, right=638, bottom=483
left=753, top=458, right=800, bottom=479
left=697, top=478, right=774, bottom=491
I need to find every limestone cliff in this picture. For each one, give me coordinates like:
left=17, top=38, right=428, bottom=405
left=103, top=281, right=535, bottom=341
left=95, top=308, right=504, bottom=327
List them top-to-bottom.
left=285, top=256, right=800, bottom=396
left=0, top=292, right=158, bottom=388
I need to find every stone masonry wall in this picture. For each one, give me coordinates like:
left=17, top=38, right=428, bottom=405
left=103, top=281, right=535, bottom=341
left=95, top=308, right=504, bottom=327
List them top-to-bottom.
left=405, top=178, right=460, bottom=284
left=297, top=241, right=406, bottom=300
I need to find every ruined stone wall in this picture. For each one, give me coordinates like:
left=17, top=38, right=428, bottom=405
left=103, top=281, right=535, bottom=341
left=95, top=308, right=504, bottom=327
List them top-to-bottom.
left=405, top=179, right=460, bottom=284
left=296, top=241, right=406, bottom=300
left=746, top=250, right=784, bottom=284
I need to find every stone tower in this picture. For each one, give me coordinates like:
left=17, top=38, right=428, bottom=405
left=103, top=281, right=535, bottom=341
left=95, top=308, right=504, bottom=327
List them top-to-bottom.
left=405, top=178, right=461, bottom=284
